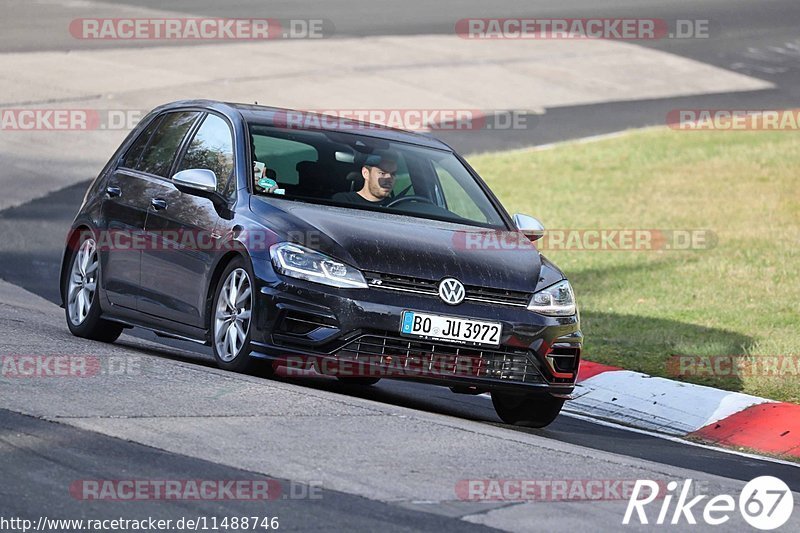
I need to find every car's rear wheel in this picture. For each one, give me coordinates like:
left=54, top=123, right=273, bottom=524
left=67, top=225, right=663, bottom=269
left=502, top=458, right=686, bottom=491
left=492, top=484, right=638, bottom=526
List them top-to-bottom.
left=64, top=231, right=123, bottom=343
left=211, top=257, right=256, bottom=373
left=491, top=392, right=565, bottom=428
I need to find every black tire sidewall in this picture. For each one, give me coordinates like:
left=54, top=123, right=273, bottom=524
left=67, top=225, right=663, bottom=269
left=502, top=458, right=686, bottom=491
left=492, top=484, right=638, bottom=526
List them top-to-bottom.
left=491, top=391, right=565, bottom=428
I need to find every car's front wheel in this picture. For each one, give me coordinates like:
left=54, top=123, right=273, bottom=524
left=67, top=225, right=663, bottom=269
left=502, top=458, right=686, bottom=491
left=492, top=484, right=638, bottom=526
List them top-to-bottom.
left=64, top=232, right=123, bottom=343
left=211, top=257, right=256, bottom=373
left=491, top=392, right=565, bottom=428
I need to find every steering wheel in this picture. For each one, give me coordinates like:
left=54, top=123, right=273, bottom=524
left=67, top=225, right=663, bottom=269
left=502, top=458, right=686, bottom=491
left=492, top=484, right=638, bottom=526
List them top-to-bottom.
left=386, top=195, right=435, bottom=208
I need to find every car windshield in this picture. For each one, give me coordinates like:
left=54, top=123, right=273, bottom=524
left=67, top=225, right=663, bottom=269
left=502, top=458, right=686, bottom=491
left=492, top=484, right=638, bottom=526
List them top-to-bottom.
left=248, top=123, right=507, bottom=228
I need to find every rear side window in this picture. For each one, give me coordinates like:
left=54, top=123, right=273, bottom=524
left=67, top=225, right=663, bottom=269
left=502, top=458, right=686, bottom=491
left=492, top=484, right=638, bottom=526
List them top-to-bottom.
left=129, top=111, right=200, bottom=177
left=178, top=114, right=235, bottom=193
left=120, top=116, right=162, bottom=169
left=252, top=135, right=317, bottom=185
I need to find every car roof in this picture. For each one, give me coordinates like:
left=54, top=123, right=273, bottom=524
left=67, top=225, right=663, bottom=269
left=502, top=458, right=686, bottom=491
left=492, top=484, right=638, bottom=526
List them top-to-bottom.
left=152, top=99, right=454, bottom=151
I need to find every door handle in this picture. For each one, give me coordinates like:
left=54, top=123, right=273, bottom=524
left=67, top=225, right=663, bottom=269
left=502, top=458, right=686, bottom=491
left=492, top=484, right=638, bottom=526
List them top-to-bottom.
left=106, top=186, right=121, bottom=198
left=150, top=198, right=168, bottom=210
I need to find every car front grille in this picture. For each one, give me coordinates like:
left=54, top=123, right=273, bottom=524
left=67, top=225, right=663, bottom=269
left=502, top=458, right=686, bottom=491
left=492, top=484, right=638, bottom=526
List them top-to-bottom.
left=363, top=272, right=531, bottom=308
left=335, top=333, right=545, bottom=383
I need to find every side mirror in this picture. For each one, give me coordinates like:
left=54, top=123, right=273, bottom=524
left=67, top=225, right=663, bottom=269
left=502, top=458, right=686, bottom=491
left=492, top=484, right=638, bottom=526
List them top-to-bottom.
left=173, top=168, right=218, bottom=194
left=513, top=213, right=545, bottom=242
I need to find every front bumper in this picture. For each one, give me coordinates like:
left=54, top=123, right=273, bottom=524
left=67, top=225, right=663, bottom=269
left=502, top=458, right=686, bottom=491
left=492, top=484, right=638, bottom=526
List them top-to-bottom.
left=249, top=271, right=582, bottom=396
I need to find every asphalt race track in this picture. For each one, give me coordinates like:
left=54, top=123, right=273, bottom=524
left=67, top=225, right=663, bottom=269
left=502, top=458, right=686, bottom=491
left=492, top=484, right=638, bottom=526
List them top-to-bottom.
left=1, top=1, right=799, bottom=531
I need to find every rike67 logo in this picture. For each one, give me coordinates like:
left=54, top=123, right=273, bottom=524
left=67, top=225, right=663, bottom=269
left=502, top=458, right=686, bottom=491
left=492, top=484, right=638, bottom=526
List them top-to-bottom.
left=624, top=477, right=794, bottom=530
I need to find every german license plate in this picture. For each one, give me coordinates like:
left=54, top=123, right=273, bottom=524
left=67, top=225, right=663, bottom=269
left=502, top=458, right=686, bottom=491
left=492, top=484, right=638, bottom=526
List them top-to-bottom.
left=400, top=311, right=502, bottom=347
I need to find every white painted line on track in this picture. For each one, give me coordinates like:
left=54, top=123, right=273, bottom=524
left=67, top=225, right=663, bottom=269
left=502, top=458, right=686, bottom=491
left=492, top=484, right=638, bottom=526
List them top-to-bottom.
left=477, top=393, right=798, bottom=468
left=561, top=411, right=800, bottom=470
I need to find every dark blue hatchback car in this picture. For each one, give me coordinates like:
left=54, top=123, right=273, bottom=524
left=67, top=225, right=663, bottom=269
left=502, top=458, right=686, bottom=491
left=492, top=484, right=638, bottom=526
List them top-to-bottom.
left=61, top=100, right=582, bottom=427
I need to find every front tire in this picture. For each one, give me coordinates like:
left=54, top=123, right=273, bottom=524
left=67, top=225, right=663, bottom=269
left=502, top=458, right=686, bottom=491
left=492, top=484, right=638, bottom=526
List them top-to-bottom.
left=63, top=232, right=123, bottom=343
left=211, top=257, right=256, bottom=373
left=491, top=392, right=564, bottom=428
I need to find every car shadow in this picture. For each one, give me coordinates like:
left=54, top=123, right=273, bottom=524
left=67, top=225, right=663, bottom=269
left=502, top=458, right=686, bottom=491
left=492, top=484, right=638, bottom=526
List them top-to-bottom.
left=564, top=257, right=754, bottom=392
left=579, top=311, right=753, bottom=390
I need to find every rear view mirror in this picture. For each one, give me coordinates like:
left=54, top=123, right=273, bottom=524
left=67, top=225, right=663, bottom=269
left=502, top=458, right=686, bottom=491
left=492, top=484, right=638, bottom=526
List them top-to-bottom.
left=335, top=151, right=355, bottom=163
left=173, top=168, right=218, bottom=194
left=513, top=213, right=545, bottom=242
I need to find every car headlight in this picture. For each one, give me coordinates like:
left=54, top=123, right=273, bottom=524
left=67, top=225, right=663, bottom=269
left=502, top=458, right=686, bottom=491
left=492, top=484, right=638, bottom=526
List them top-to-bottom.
left=270, top=242, right=367, bottom=289
left=528, top=279, right=576, bottom=316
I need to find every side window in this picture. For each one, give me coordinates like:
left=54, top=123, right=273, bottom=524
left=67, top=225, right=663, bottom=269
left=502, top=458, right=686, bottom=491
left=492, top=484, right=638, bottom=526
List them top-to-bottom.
left=137, top=111, right=200, bottom=177
left=178, top=114, right=235, bottom=193
left=120, top=115, right=162, bottom=170
left=252, top=134, right=317, bottom=185
left=391, top=156, right=413, bottom=196
left=433, top=162, right=489, bottom=223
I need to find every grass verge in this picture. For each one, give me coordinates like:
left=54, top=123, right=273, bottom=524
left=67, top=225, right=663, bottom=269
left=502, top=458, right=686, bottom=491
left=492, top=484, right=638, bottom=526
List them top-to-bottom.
left=469, top=128, right=800, bottom=403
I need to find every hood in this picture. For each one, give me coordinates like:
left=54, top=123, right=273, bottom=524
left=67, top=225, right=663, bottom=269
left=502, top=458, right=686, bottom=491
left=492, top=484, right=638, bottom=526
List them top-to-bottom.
left=250, top=197, right=542, bottom=292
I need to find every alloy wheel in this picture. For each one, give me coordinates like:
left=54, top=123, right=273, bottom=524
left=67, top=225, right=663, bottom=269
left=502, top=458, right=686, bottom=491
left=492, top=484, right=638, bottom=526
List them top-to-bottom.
left=67, top=237, right=98, bottom=326
left=213, top=268, right=252, bottom=362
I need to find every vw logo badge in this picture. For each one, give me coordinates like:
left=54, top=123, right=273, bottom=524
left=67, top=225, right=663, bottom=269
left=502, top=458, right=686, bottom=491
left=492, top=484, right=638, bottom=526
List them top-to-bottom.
left=438, top=278, right=465, bottom=305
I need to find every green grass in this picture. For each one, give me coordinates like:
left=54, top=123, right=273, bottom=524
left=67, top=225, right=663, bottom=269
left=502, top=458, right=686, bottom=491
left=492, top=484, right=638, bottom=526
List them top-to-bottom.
left=469, top=128, right=800, bottom=403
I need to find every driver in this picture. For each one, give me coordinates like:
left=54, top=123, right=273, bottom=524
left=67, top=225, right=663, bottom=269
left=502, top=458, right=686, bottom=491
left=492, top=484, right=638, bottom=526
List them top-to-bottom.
left=332, top=150, right=398, bottom=206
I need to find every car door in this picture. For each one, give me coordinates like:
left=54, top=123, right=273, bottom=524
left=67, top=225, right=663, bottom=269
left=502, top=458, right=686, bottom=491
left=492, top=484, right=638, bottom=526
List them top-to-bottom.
left=102, top=110, right=201, bottom=313
left=138, top=112, right=235, bottom=328
left=99, top=114, right=165, bottom=309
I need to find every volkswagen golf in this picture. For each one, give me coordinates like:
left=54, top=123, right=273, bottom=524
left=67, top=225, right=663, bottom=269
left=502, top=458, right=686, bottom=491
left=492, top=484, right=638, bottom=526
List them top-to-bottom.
left=61, top=100, right=582, bottom=427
